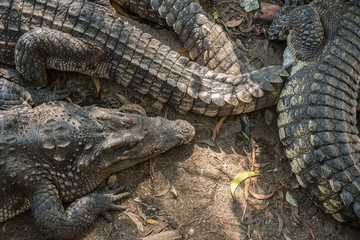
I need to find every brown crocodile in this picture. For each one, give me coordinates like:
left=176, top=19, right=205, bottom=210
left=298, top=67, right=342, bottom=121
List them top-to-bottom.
left=0, top=0, right=286, bottom=117
left=269, top=0, right=360, bottom=224
left=0, top=66, right=195, bottom=239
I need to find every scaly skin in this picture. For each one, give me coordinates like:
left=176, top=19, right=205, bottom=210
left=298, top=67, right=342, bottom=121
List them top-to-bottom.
left=0, top=0, right=285, bottom=116
left=112, top=0, right=255, bottom=75
left=269, top=0, right=360, bottom=223
left=0, top=65, right=68, bottom=110
left=0, top=66, right=195, bottom=239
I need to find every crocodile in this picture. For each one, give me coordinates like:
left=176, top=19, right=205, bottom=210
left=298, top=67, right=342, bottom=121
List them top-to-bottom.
left=0, top=0, right=287, bottom=117
left=269, top=0, right=360, bottom=223
left=0, top=64, right=69, bottom=110
left=0, top=65, right=195, bottom=239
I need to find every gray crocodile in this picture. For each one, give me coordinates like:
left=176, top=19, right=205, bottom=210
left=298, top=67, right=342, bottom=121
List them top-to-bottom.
left=0, top=0, right=286, bottom=117
left=269, top=0, right=360, bottom=223
left=0, top=66, right=195, bottom=239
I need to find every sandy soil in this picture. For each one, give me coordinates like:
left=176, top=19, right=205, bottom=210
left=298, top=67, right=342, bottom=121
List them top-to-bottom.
left=1, top=1, right=360, bottom=239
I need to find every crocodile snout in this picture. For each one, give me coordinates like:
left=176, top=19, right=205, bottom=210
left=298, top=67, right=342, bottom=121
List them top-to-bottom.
left=175, top=120, right=195, bottom=144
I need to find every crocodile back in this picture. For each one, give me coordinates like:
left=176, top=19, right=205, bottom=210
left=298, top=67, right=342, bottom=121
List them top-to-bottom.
left=277, top=0, right=360, bottom=222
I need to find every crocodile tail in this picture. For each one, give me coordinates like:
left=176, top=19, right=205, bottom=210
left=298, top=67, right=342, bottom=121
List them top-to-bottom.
left=112, top=0, right=254, bottom=75
left=109, top=27, right=284, bottom=116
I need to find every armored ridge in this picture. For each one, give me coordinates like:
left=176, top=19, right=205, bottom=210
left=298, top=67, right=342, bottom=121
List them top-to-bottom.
left=0, top=0, right=285, bottom=117
left=269, top=0, right=360, bottom=223
left=0, top=70, right=195, bottom=239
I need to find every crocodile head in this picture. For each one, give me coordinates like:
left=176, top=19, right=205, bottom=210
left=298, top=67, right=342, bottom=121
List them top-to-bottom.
left=35, top=102, right=195, bottom=177
left=75, top=105, right=196, bottom=175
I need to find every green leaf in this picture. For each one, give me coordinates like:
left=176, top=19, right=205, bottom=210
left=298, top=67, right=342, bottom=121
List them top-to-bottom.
left=242, top=131, right=250, bottom=141
left=230, top=172, right=260, bottom=197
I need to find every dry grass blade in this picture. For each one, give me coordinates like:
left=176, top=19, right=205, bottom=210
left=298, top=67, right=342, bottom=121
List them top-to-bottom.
left=212, top=116, right=227, bottom=142
left=244, top=138, right=257, bottom=200
left=155, top=180, right=171, bottom=197
left=249, top=189, right=276, bottom=200
left=271, top=209, right=283, bottom=236
left=303, top=221, right=315, bottom=239
left=142, top=230, right=182, bottom=240
left=283, top=232, right=292, bottom=240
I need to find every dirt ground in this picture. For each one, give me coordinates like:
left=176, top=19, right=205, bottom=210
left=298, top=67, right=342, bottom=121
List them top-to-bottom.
left=2, top=1, right=360, bottom=240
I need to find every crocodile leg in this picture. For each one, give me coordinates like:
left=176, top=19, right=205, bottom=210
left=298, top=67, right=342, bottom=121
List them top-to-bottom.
left=113, top=0, right=254, bottom=75
left=15, top=28, right=105, bottom=87
left=29, top=181, right=129, bottom=239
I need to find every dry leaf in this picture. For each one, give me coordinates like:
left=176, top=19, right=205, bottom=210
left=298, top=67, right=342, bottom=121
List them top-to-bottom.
left=258, top=2, right=282, bottom=22
left=226, top=19, right=244, bottom=28
left=91, top=76, right=101, bottom=94
left=285, top=192, right=297, bottom=207
left=124, top=211, right=144, bottom=233
left=146, top=219, right=159, bottom=225
left=152, top=222, right=168, bottom=235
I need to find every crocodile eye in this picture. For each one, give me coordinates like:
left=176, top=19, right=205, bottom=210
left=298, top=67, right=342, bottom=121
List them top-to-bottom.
left=120, top=115, right=134, bottom=126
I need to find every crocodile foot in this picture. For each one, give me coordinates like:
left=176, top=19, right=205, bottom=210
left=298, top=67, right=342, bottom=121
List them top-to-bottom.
left=93, top=184, right=131, bottom=222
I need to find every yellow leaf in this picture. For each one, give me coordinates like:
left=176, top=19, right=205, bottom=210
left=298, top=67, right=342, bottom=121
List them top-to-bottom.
left=213, top=11, right=219, bottom=20
left=92, top=76, right=101, bottom=94
left=66, top=97, right=72, bottom=103
left=230, top=172, right=260, bottom=197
